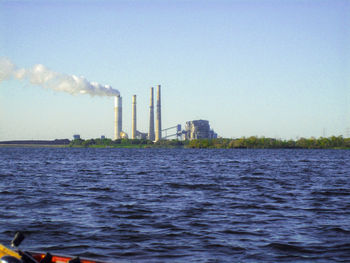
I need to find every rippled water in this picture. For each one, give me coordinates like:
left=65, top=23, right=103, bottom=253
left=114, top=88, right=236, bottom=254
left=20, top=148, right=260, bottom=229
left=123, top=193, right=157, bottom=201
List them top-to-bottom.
left=0, top=147, right=349, bottom=262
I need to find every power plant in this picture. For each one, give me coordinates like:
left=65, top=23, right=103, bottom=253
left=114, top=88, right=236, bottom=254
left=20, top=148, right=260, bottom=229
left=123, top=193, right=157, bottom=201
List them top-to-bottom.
left=113, top=84, right=217, bottom=141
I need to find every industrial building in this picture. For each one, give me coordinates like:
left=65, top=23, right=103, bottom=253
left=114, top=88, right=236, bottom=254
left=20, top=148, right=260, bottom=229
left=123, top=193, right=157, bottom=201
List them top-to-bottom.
left=184, top=120, right=217, bottom=140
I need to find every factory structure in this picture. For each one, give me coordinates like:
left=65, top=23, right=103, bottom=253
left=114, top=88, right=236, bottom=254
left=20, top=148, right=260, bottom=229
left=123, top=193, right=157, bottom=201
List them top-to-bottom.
left=112, top=84, right=217, bottom=141
left=184, top=120, right=217, bottom=140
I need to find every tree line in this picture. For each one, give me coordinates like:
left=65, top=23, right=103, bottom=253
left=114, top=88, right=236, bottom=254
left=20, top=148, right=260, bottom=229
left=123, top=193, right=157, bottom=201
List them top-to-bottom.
left=69, top=136, right=349, bottom=149
left=186, top=136, right=350, bottom=149
left=69, top=138, right=188, bottom=148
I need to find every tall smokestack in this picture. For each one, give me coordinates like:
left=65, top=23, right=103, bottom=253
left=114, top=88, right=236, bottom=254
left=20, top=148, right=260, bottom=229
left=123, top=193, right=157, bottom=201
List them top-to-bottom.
left=155, top=85, right=162, bottom=141
left=148, top=87, right=155, bottom=141
left=114, top=95, right=122, bottom=140
left=132, top=95, right=137, bottom=139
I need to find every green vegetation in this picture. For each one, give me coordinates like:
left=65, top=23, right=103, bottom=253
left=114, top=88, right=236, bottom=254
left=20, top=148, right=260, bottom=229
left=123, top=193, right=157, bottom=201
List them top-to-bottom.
left=69, top=136, right=350, bottom=149
left=186, top=136, right=350, bottom=149
left=69, top=138, right=188, bottom=148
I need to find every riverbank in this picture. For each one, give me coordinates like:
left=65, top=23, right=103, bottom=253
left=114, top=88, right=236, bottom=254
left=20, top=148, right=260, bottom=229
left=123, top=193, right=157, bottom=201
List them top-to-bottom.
left=1, top=136, right=349, bottom=149
left=68, top=136, right=350, bottom=149
left=186, top=136, right=350, bottom=149
left=69, top=138, right=186, bottom=148
left=0, top=139, right=70, bottom=148
left=0, top=144, right=67, bottom=148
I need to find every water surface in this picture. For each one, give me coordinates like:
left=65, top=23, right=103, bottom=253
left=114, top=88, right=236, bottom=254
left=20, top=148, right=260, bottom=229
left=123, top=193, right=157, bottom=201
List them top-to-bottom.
left=0, top=148, right=349, bottom=262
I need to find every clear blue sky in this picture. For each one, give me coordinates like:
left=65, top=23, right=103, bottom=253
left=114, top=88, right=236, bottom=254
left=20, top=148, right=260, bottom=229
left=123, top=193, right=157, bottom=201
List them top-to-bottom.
left=0, top=0, right=349, bottom=140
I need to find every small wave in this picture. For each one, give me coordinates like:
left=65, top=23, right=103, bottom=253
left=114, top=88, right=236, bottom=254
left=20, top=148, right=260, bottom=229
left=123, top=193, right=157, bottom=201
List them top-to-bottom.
left=226, top=160, right=240, bottom=163
left=136, top=171, right=148, bottom=175
left=252, top=172, right=265, bottom=175
left=0, top=173, right=13, bottom=177
left=238, top=176, right=266, bottom=181
left=166, top=182, right=219, bottom=190
left=87, top=187, right=113, bottom=192
left=0, top=190, right=14, bottom=195
left=312, top=190, right=350, bottom=196
left=125, top=214, right=150, bottom=220
left=189, top=221, right=210, bottom=228
left=152, top=223, right=184, bottom=231
left=329, top=227, right=350, bottom=234
left=222, top=229, right=264, bottom=236
left=119, top=233, right=151, bottom=243
left=265, top=242, right=314, bottom=253
left=204, top=243, right=246, bottom=252
left=146, top=244, right=192, bottom=253
left=110, top=250, right=146, bottom=257
left=78, top=251, right=106, bottom=260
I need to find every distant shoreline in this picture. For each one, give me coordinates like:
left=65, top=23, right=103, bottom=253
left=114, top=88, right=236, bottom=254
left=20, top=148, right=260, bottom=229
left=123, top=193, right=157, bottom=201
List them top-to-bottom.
left=0, top=136, right=349, bottom=149
left=0, top=139, right=70, bottom=148
left=0, top=144, right=68, bottom=148
left=0, top=144, right=348, bottom=150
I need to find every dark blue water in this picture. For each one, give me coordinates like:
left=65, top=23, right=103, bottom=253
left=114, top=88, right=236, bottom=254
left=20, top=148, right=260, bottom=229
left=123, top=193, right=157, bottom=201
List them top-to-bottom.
left=0, top=148, right=350, bottom=262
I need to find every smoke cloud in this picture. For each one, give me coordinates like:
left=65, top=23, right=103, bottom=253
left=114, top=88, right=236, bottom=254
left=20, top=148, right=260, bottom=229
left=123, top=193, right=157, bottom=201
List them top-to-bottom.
left=0, top=58, right=119, bottom=97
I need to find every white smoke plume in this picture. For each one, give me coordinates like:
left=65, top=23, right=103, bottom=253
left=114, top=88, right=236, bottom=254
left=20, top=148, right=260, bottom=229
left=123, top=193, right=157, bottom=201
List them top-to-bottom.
left=0, top=58, right=119, bottom=96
